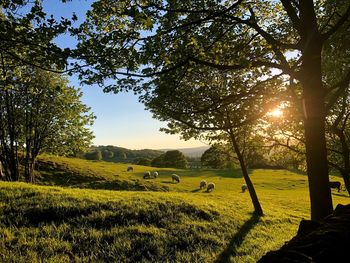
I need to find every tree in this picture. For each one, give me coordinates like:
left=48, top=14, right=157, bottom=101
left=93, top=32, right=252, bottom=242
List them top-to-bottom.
left=0, top=1, right=74, bottom=72
left=0, top=1, right=83, bottom=182
left=77, top=1, right=350, bottom=220
left=0, top=67, right=95, bottom=182
left=144, top=68, right=271, bottom=216
left=326, top=91, right=350, bottom=195
left=201, top=145, right=232, bottom=169
left=86, top=150, right=102, bottom=161
left=102, top=150, right=114, bottom=159
left=151, top=150, right=188, bottom=168
left=162, top=150, right=188, bottom=168
left=151, top=155, right=164, bottom=167
left=136, top=158, right=151, bottom=166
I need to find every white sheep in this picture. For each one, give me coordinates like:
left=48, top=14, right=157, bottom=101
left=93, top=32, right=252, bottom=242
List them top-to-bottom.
left=127, top=166, right=133, bottom=172
left=143, top=171, right=151, bottom=179
left=152, top=171, right=158, bottom=178
left=172, top=174, right=180, bottom=183
left=199, top=180, right=207, bottom=189
left=207, top=182, right=215, bottom=192
left=241, top=184, right=248, bottom=192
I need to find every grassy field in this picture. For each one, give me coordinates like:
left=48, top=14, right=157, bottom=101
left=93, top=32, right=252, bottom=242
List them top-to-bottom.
left=0, top=156, right=349, bottom=262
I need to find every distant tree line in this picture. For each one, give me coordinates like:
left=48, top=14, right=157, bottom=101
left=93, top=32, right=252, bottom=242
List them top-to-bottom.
left=84, top=146, right=189, bottom=169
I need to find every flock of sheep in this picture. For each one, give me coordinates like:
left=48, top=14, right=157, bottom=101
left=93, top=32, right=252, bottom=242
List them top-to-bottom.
left=127, top=166, right=249, bottom=193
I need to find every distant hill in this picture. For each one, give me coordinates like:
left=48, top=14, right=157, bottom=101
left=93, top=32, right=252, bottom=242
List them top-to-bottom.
left=87, top=145, right=164, bottom=163
left=161, top=146, right=210, bottom=158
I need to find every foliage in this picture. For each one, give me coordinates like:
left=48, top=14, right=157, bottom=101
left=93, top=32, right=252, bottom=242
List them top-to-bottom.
left=0, top=0, right=75, bottom=71
left=76, top=0, right=350, bottom=220
left=0, top=67, right=94, bottom=182
left=85, top=145, right=164, bottom=163
left=201, top=145, right=232, bottom=169
left=102, top=149, right=114, bottom=159
left=85, top=150, right=103, bottom=161
left=151, top=150, right=188, bottom=168
left=136, top=157, right=152, bottom=166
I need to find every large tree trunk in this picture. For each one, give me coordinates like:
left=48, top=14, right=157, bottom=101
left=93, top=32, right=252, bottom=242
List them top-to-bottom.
left=299, top=1, right=333, bottom=220
left=299, top=34, right=332, bottom=218
left=229, top=129, right=263, bottom=216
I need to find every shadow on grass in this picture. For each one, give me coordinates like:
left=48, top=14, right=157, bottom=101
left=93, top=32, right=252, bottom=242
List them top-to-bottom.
left=184, top=168, right=244, bottom=179
left=37, top=170, right=99, bottom=186
left=161, top=181, right=176, bottom=184
left=191, top=188, right=201, bottom=193
left=332, top=192, right=350, bottom=198
left=214, top=213, right=261, bottom=263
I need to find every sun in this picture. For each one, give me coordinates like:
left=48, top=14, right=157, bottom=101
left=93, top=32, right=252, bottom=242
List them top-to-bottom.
left=269, top=108, right=283, bottom=118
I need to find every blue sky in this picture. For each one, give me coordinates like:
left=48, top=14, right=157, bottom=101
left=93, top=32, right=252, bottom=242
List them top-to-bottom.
left=43, top=0, right=206, bottom=149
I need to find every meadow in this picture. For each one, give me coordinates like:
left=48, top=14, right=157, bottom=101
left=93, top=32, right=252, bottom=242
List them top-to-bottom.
left=0, top=156, right=349, bottom=262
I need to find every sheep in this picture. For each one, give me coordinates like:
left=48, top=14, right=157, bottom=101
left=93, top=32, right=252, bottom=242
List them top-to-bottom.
left=127, top=166, right=133, bottom=172
left=143, top=171, right=151, bottom=179
left=152, top=171, right=158, bottom=178
left=172, top=174, right=180, bottom=183
left=199, top=180, right=207, bottom=189
left=329, top=181, right=341, bottom=192
left=207, top=182, right=215, bottom=192
left=241, top=184, right=248, bottom=193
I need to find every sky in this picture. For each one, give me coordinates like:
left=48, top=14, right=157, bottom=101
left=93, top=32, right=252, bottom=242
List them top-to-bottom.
left=42, top=0, right=207, bottom=150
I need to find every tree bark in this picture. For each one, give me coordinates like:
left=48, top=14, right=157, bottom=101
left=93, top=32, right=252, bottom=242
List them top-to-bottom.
left=298, top=1, right=334, bottom=220
left=300, top=40, right=333, bottom=219
left=228, top=129, right=263, bottom=216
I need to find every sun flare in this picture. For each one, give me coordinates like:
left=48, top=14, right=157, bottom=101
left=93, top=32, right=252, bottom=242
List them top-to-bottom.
left=269, top=108, right=283, bottom=118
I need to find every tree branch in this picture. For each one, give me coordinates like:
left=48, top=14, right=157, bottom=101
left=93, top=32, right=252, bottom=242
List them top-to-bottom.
left=280, top=0, right=303, bottom=35
left=322, top=4, right=350, bottom=40
left=326, top=68, right=350, bottom=113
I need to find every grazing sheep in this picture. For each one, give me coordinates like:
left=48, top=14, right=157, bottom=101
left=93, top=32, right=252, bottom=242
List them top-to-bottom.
left=127, top=166, right=133, bottom=172
left=143, top=171, right=151, bottom=179
left=152, top=171, right=158, bottom=178
left=172, top=174, right=180, bottom=183
left=199, top=180, right=207, bottom=189
left=329, top=181, right=341, bottom=192
left=207, top=182, right=215, bottom=192
left=241, top=184, right=248, bottom=193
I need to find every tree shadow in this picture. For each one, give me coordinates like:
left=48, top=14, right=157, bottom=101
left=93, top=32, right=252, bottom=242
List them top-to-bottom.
left=161, top=181, right=176, bottom=184
left=191, top=188, right=201, bottom=193
left=332, top=192, right=350, bottom=198
left=214, top=213, right=261, bottom=263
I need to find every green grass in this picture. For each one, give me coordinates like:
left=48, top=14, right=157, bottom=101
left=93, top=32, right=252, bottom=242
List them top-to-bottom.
left=0, top=155, right=349, bottom=262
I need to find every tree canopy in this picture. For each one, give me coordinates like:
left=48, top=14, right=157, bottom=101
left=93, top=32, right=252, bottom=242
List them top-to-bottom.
left=76, top=0, right=350, bottom=220
left=0, top=67, right=95, bottom=182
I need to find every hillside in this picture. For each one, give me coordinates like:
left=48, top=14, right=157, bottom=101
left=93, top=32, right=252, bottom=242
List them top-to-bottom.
left=1, top=155, right=349, bottom=262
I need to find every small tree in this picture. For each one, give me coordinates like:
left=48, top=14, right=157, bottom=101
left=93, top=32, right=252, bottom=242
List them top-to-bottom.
left=145, top=69, right=275, bottom=216
left=201, top=145, right=232, bottom=169
left=86, top=150, right=102, bottom=161
left=102, top=150, right=114, bottom=159
left=151, top=150, right=188, bottom=168
left=163, top=150, right=188, bottom=169
left=151, top=155, right=164, bottom=167
left=136, top=158, right=152, bottom=166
